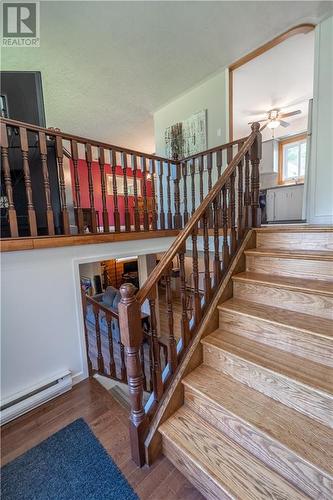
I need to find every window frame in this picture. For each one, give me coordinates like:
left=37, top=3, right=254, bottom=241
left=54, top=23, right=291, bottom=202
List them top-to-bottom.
left=278, top=133, right=307, bottom=185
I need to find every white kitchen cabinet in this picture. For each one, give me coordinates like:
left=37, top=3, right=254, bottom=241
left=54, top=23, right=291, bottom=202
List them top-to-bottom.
left=266, top=184, right=304, bottom=222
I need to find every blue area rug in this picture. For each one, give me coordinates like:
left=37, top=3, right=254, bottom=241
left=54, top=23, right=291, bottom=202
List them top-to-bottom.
left=1, top=418, right=138, bottom=500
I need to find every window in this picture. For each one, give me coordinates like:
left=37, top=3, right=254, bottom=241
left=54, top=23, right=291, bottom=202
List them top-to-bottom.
left=278, top=134, right=307, bottom=184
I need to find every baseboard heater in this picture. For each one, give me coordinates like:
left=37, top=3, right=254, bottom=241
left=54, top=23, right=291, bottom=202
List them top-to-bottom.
left=0, top=371, right=72, bottom=425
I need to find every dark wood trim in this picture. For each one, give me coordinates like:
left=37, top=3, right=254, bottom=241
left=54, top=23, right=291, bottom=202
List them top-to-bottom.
left=228, top=24, right=315, bottom=141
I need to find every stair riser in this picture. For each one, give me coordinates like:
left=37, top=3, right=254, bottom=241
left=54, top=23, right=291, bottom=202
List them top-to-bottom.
left=256, top=232, right=333, bottom=251
left=246, top=255, right=333, bottom=281
left=232, top=280, right=333, bottom=319
left=219, top=309, right=333, bottom=367
left=203, top=343, right=333, bottom=428
left=185, top=387, right=333, bottom=499
left=162, top=436, right=231, bottom=500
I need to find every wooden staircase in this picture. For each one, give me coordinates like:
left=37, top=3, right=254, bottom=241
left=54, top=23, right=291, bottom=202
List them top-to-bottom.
left=159, top=227, right=333, bottom=499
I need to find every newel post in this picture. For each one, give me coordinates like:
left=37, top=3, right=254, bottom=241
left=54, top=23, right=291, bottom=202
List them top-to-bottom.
left=250, top=122, right=262, bottom=228
left=118, top=283, right=147, bottom=467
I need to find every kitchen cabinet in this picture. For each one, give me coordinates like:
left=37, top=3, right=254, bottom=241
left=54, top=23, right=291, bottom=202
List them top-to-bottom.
left=266, top=184, right=304, bottom=222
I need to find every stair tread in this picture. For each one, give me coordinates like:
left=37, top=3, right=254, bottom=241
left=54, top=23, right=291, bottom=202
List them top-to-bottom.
left=255, top=226, right=333, bottom=233
left=244, top=248, right=333, bottom=260
left=232, top=271, right=333, bottom=296
left=218, top=298, right=333, bottom=339
left=202, top=329, right=333, bottom=396
left=183, top=364, right=333, bottom=476
left=160, top=406, right=308, bottom=500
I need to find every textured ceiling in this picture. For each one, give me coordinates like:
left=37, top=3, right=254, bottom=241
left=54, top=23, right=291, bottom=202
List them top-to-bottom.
left=2, top=1, right=332, bottom=152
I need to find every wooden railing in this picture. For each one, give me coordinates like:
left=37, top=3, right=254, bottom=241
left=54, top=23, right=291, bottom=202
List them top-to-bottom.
left=0, top=117, right=247, bottom=242
left=118, top=123, right=262, bottom=466
left=82, top=292, right=169, bottom=393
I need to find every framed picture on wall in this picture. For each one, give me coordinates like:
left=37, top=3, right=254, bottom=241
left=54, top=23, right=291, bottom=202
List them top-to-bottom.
left=106, top=174, right=142, bottom=196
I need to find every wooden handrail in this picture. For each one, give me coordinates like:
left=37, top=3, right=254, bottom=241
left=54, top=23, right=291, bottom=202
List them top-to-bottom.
left=0, top=117, right=172, bottom=164
left=136, top=123, right=259, bottom=305
left=181, top=135, right=247, bottom=162
left=85, top=294, right=119, bottom=319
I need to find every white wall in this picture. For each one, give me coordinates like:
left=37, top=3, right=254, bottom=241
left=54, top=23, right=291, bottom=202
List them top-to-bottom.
left=306, top=16, right=333, bottom=224
left=154, top=70, right=229, bottom=156
left=1, top=237, right=176, bottom=403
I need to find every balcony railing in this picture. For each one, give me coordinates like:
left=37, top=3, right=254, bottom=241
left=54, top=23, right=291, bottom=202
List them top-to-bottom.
left=0, top=118, right=246, bottom=245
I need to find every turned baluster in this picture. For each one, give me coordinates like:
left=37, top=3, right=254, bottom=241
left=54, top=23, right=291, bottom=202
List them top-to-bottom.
left=250, top=122, right=262, bottom=227
left=0, top=123, right=18, bottom=237
left=19, top=127, right=38, bottom=236
left=37, top=132, right=55, bottom=235
left=55, top=135, right=70, bottom=234
left=71, top=140, right=84, bottom=233
left=237, top=143, right=244, bottom=240
left=85, top=144, right=97, bottom=233
left=98, top=147, right=109, bottom=233
left=216, top=149, right=223, bottom=226
left=111, top=150, right=121, bottom=232
left=244, top=151, right=252, bottom=229
left=122, top=152, right=131, bottom=232
left=207, top=152, right=213, bottom=227
left=132, top=154, right=141, bottom=231
left=199, top=155, right=204, bottom=203
left=199, top=155, right=204, bottom=228
left=141, top=156, right=149, bottom=231
left=191, top=158, right=196, bottom=215
left=150, top=159, right=158, bottom=230
left=158, top=160, right=165, bottom=230
left=182, top=161, right=189, bottom=224
left=167, top=162, right=173, bottom=229
left=173, top=163, right=182, bottom=229
left=229, top=171, right=237, bottom=254
left=222, top=184, right=230, bottom=267
left=213, top=195, right=221, bottom=287
left=202, top=210, right=211, bottom=304
left=191, top=224, right=201, bottom=324
left=179, top=246, right=190, bottom=347
left=165, top=266, right=177, bottom=373
left=118, top=283, right=147, bottom=467
left=148, top=286, right=163, bottom=401
left=81, top=290, right=93, bottom=377
left=93, top=304, right=105, bottom=373
left=105, top=313, right=116, bottom=378
left=148, top=336, right=154, bottom=392
left=119, top=341, right=127, bottom=382
left=140, top=344, right=147, bottom=391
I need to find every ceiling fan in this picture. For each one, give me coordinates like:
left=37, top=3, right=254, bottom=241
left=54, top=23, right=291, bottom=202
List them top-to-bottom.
left=248, top=108, right=302, bottom=130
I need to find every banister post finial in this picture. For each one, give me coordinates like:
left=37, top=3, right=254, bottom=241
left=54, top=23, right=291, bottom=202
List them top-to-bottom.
left=251, top=122, right=260, bottom=133
left=118, top=282, right=147, bottom=467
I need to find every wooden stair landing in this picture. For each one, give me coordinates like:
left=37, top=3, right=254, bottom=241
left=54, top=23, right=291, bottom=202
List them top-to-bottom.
left=159, top=227, right=333, bottom=499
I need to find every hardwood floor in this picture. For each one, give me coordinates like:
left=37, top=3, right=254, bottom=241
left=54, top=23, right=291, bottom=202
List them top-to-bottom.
left=1, top=378, right=203, bottom=500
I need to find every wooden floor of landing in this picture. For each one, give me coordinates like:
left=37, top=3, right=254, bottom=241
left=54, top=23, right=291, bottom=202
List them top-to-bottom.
left=1, top=378, right=204, bottom=500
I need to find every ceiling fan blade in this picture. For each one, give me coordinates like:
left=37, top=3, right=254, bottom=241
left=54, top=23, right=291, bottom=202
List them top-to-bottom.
left=279, top=110, right=301, bottom=119
left=247, top=119, right=267, bottom=124
left=280, top=120, right=290, bottom=128
left=260, top=123, right=268, bottom=132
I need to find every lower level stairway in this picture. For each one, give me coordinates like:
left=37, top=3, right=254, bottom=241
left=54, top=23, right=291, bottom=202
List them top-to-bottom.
left=159, top=227, right=333, bottom=499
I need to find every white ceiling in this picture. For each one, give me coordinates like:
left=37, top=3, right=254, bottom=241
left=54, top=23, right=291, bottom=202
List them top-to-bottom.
left=2, top=1, right=332, bottom=152
left=233, top=30, right=315, bottom=141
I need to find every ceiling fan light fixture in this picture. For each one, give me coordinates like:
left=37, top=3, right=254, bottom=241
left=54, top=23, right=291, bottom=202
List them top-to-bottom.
left=267, top=119, right=280, bottom=129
